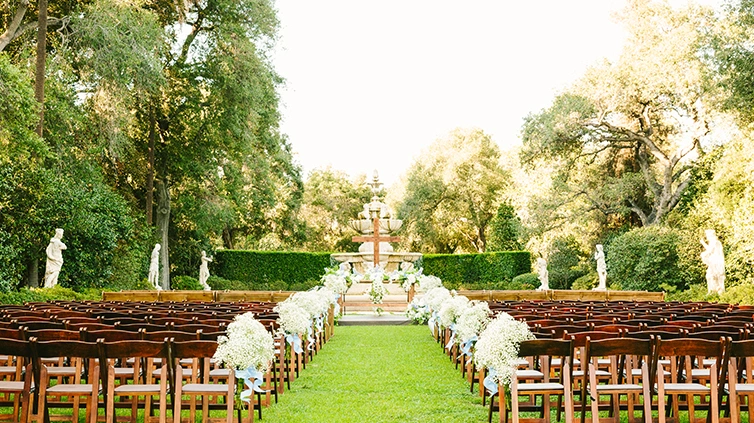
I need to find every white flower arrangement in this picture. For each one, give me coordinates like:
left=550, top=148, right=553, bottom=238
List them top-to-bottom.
left=322, top=272, right=348, bottom=295
left=400, top=272, right=419, bottom=292
left=418, top=274, right=443, bottom=292
left=367, top=278, right=387, bottom=304
left=423, top=287, right=451, bottom=312
left=290, top=291, right=330, bottom=319
left=437, top=295, right=470, bottom=329
left=405, top=297, right=430, bottom=324
left=274, top=300, right=311, bottom=335
left=455, top=301, right=492, bottom=343
left=213, top=312, right=275, bottom=372
left=473, top=312, right=535, bottom=387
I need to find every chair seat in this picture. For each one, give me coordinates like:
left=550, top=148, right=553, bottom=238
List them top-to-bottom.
left=552, top=358, right=580, bottom=366
left=0, top=366, right=17, bottom=375
left=46, top=366, right=77, bottom=376
left=209, top=368, right=230, bottom=377
left=516, top=370, right=544, bottom=378
left=574, top=370, right=610, bottom=377
left=0, top=381, right=25, bottom=392
left=517, top=382, right=565, bottom=392
left=47, top=383, right=98, bottom=394
left=114, top=383, right=160, bottom=394
left=181, top=383, right=231, bottom=394
left=596, top=383, right=643, bottom=393
left=662, top=383, right=711, bottom=393
left=732, top=383, right=754, bottom=393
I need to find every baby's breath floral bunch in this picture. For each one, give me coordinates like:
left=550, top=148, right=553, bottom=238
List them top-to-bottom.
left=321, top=266, right=350, bottom=294
left=418, top=274, right=443, bottom=292
left=423, top=287, right=451, bottom=312
left=290, top=291, right=330, bottom=320
left=438, top=294, right=470, bottom=329
left=274, top=300, right=311, bottom=336
left=455, top=301, right=492, bottom=343
left=213, top=312, right=274, bottom=372
left=474, top=312, right=535, bottom=387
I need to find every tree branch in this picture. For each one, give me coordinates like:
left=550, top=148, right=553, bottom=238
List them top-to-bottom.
left=0, top=0, right=30, bottom=52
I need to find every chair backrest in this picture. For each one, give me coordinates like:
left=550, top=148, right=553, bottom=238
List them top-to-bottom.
left=24, top=328, right=82, bottom=341
left=81, top=328, right=144, bottom=342
left=143, top=330, right=200, bottom=342
left=656, top=336, right=724, bottom=358
left=586, top=337, right=653, bottom=359
left=30, top=338, right=107, bottom=387
left=518, top=338, right=573, bottom=359
left=169, top=339, right=218, bottom=360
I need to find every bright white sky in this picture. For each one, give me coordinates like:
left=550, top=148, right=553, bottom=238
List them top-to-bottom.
left=271, top=1, right=629, bottom=186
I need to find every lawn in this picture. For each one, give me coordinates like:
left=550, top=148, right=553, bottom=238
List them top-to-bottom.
left=262, top=325, right=485, bottom=423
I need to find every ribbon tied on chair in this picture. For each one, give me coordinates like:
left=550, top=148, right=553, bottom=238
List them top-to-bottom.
left=333, top=294, right=341, bottom=316
left=428, top=311, right=439, bottom=335
left=445, top=323, right=457, bottom=350
left=306, top=324, right=315, bottom=351
left=285, top=333, right=303, bottom=354
left=460, top=335, right=477, bottom=364
left=235, top=366, right=267, bottom=404
left=483, top=367, right=499, bottom=396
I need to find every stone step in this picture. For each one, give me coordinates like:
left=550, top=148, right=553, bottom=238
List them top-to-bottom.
left=343, top=302, right=408, bottom=313
left=338, top=314, right=412, bottom=326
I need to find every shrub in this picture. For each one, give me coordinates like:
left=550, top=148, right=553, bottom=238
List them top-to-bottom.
left=606, top=226, right=686, bottom=292
left=547, top=236, right=587, bottom=290
left=213, top=251, right=331, bottom=287
left=422, top=251, right=531, bottom=288
left=571, top=272, right=598, bottom=290
left=512, top=273, right=540, bottom=289
left=171, top=276, right=202, bottom=290
left=206, top=276, right=247, bottom=291
left=720, top=284, right=754, bottom=305
left=0, top=286, right=101, bottom=305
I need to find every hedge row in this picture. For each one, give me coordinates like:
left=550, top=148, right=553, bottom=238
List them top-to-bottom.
left=212, top=250, right=331, bottom=289
left=422, top=251, right=532, bottom=288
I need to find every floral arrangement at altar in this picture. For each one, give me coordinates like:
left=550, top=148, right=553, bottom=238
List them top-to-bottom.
left=367, top=277, right=387, bottom=304
left=406, top=296, right=430, bottom=324
left=213, top=312, right=275, bottom=409
left=474, top=312, right=535, bottom=389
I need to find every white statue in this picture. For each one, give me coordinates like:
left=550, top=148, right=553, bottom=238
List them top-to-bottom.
left=43, top=228, right=66, bottom=288
left=701, top=229, right=725, bottom=295
left=149, top=244, right=162, bottom=291
left=593, top=244, right=607, bottom=291
left=199, top=250, right=212, bottom=291
left=536, top=257, right=549, bottom=291
left=338, top=261, right=352, bottom=273
left=400, top=262, right=415, bottom=272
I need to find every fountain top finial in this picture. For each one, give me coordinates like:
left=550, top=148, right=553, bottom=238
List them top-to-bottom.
left=367, top=169, right=384, bottom=201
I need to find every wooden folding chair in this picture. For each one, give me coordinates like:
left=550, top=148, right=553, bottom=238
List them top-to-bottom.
left=0, top=337, right=34, bottom=423
left=584, top=337, right=652, bottom=423
left=655, top=337, right=724, bottom=423
left=491, top=338, right=575, bottom=423
left=726, top=338, right=754, bottom=422
left=29, top=339, right=106, bottom=423
left=102, top=339, right=170, bottom=423
left=169, top=340, right=237, bottom=423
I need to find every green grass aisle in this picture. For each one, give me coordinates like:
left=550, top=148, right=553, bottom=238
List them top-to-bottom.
left=262, top=325, right=484, bottom=423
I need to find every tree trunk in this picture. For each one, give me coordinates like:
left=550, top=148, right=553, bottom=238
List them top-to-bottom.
left=34, top=0, right=47, bottom=137
left=146, top=107, right=156, bottom=225
left=156, top=180, right=170, bottom=290
left=222, top=227, right=234, bottom=250
left=25, top=256, right=38, bottom=288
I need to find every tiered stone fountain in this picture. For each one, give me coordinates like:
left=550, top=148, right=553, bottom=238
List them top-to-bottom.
left=331, top=171, right=421, bottom=314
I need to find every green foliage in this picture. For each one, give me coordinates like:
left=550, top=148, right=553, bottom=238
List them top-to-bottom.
left=0, top=54, right=46, bottom=161
left=396, top=128, right=510, bottom=253
left=486, top=201, right=523, bottom=251
left=606, top=226, right=685, bottom=292
left=547, top=235, right=588, bottom=290
left=213, top=250, right=332, bottom=288
left=422, top=251, right=531, bottom=289
left=512, top=272, right=541, bottom=290
left=571, top=272, right=598, bottom=290
left=171, top=275, right=202, bottom=290
left=206, top=276, right=247, bottom=291
left=720, top=284, right=754, bottom=305
left=0, top=286, right=101, bottom=305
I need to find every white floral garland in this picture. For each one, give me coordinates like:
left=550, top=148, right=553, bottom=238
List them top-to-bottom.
left=418, top=274, right=443, bottom=292
left=367, top=278, right=387, bottom=304
left=405, top=296, right=430, bottom=324
left=213, top=312, right=274, bottom=372
left=473, top=312, right=535, bottom=387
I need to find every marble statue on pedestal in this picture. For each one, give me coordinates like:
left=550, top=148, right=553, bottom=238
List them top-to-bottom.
left=43, top=228, right=66, bottom=288
left=701, top=229, right=725, bottom=295
left=149, top=244, right=162, bottom=291
left=594, top=244, right=607, bottom=291
left=199, top=251, right=212, bottom=291
left=536, top=258, right=549, bottom=291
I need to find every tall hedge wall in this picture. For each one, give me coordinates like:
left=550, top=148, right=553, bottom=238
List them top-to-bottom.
left=213, top=251, right=331, bottom=288
left=422, top=251, right=531, bottom=288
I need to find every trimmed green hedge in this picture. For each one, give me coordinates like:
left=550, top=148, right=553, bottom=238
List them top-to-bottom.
left=212, top=250, right=332, bottom=289
left=422, top=251, right=531, bottom=289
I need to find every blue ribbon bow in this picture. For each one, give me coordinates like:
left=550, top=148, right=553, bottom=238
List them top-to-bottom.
left=307, top=324, right=315, bottom=351
left=445, top=324, right=457, bottom=350
left=286, top=333, right=303, bottom=354
left=235, top=366, right=266, bottom=403
left=483, top=368, right=499, bottom=396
